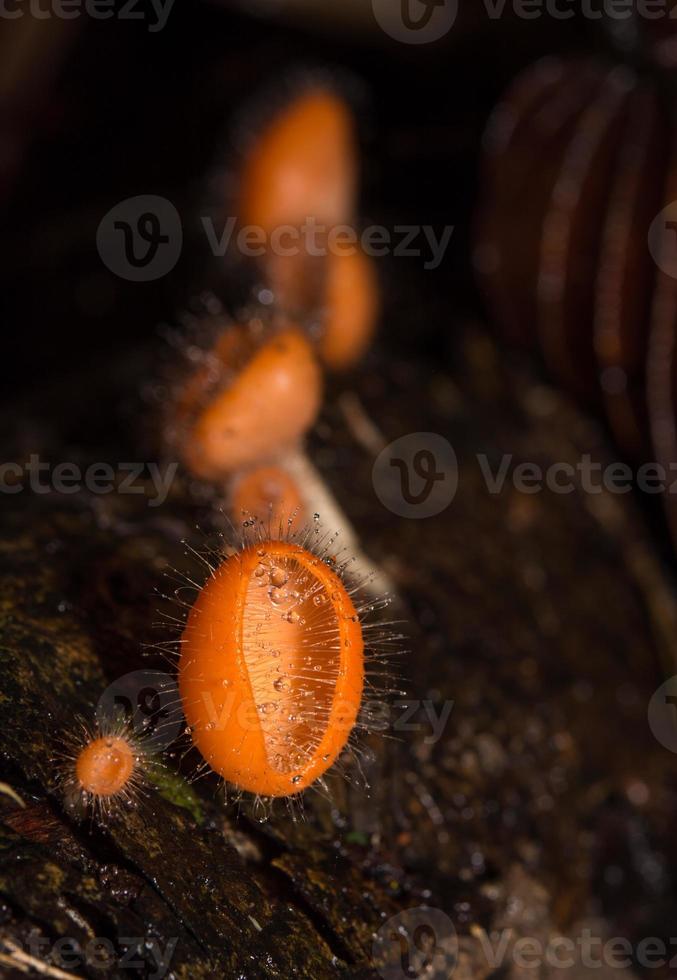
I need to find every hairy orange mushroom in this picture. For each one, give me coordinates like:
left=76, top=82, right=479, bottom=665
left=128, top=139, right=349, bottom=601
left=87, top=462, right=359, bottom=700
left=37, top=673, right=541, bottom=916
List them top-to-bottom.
left=239, top=89, right=357, bottom=233
left=319, top=247, right=380, bottom=370
left=176, top=326, right=323, bottom=481
left=230, top=464, right=306, bottom=529
left=179, top=540, right=364, bottom=797
left=76, top=736, right=135, bottom=797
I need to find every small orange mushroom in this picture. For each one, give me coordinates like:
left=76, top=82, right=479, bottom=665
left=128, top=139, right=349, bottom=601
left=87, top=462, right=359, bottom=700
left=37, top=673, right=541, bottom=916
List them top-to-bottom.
left=235, top=87, right=378, bottom=371
left=239, top=89, right=357, bottom=234
left=318, top=247, right=380, bottom=371
left=263, top=248, right=325, bottom=317
left=178, top=326, right=323, bottom=481
left=230, top=464, right=305, bottom=529
left=179, top=540, right=364, bottom=797
left=58, top=721, right=153, bottom=823
left=76, top=736, right=135, bottom=797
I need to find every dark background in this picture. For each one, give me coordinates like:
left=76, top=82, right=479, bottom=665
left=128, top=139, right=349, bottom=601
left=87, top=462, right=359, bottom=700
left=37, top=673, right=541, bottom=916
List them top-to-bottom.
left=1, top=1, right=591, bottom=400
left=3, top=10, right=677, bottom=976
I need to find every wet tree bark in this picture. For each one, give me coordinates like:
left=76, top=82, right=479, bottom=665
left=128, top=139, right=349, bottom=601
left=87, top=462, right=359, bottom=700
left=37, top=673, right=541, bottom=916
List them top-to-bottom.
left=1, top=328, right=676, bottom=978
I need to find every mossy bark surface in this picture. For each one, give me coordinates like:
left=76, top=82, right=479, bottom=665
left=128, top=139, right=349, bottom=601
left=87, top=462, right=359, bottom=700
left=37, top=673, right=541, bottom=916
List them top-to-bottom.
left=1, top=331, right=676, bottom=978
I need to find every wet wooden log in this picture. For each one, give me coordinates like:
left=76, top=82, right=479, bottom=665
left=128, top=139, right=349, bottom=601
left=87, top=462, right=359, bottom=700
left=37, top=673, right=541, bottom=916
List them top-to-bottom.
left=1, top=327, right=676, bottom=978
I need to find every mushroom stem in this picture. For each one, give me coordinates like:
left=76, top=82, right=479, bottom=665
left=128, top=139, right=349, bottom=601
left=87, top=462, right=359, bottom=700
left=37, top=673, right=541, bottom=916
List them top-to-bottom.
left=280, top=446, right=395, bottom=598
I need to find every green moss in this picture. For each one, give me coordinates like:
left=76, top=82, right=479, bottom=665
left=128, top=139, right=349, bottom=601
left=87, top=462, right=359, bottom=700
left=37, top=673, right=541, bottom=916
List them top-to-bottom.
left=147, top=767, right=204, bottom=825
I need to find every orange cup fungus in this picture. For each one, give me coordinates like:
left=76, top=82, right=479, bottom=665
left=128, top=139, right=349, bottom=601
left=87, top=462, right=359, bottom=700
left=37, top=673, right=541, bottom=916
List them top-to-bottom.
left=237, top=86, right=379, bottom=371
left=239, top=89, right=357, bottom=234
left=262, top=246, right=380, bottom=373
left=318, top=247, right=380, bottom=371
left=176, top=325, right=323, bottom=481
left=230, top=464, right=305, bottom=529
left=179, top=540, right=364, bottom=797
left=59, top=721, right=150, bottom=822
left=76, top=736, right=135, bottom=798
